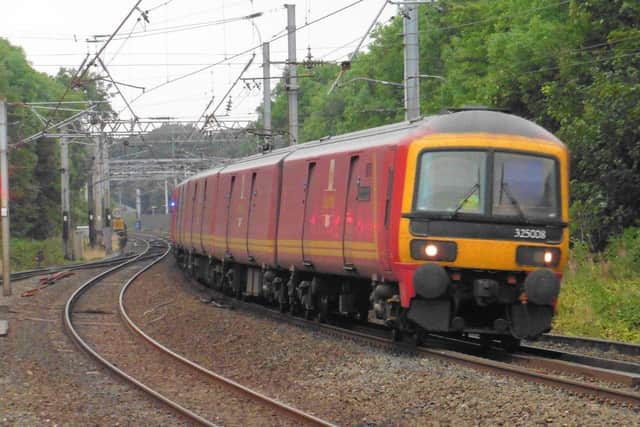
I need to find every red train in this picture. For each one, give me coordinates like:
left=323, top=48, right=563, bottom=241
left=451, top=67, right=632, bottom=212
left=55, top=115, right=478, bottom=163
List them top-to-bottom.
left=172, top=109, right=569, bottom=348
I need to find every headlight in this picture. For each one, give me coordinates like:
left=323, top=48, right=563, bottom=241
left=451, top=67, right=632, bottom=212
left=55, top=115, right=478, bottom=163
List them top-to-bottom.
left=410, top=240, right=457, bottom=262
left=425, top=244, right=438, bottom=257
left=516, top=246, right=560, bottom=268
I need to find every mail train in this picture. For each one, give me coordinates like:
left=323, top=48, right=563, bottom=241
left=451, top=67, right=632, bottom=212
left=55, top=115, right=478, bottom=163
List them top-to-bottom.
left=171, top=109, right=569, bottom=348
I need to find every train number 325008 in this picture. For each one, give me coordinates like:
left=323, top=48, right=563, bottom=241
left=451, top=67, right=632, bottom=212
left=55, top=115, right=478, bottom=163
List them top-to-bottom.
left=514, top=228, right=547, bottom=239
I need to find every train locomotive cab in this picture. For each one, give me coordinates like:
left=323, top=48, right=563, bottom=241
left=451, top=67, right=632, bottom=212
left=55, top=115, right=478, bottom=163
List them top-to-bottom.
left=393, top=111, right=569, bottom=345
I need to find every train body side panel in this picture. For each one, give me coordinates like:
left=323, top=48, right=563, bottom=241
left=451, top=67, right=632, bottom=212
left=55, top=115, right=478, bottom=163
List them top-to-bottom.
left=277, top=144, right=401, bottom=279
left=377, top=146, right=398, bottom=278
left=340, top=149, right=381, bottom=277
left=299, top=154, right=349, bottom=275
left=276, top=159, right=307, bottom=269
left=246, top=164, right=280, bottom=267
left=225, top=171, right=251, bottom=263
left=201, top=173, right=220, bottom=255
left=212, top=173, right=233, bottom=260
left=190, top=177, right=205, bottom=252
left=182, top=181, right=196, bottom=250
left=179, top=184, right=189, bottom=247
left=175, top=185, right=184, bottom=247
left=170, top=187, right=178, bottom=243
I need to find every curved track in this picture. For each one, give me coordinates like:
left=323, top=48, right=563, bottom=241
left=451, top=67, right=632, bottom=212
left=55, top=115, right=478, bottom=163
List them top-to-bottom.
left=64, top=236, right=335, bottom=427
left=200, top=285, right=640, bottom=408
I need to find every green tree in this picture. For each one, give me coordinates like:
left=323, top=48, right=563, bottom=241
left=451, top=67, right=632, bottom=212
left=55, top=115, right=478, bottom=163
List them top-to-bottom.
left=0, top=38, right=111, bottom=238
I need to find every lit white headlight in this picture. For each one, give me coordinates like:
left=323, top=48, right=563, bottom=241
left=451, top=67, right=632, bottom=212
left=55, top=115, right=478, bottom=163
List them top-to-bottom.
left=425, top=244, right=438, bottom=257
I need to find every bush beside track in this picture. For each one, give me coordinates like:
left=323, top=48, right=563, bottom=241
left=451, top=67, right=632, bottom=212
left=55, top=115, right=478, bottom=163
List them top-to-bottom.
left=554, top=229, right=640, bottom=343
left=1, top=237, right=70, bottom=271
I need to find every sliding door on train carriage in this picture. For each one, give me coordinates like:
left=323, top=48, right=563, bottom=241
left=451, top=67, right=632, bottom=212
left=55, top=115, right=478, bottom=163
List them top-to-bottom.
left=342, top=154, right=378, bottom=274
left=301, top=162, right=316, bottom=267
left=188, top=181, right=199, bottom=251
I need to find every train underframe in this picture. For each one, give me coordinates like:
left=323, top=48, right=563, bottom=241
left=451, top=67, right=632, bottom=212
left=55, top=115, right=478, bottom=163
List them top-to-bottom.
left=175, top=248, right=556, bottom=351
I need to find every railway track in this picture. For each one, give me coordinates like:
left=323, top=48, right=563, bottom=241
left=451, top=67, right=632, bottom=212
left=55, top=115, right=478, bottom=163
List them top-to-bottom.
left=64, top=236, right=335, bottom=427
left=4, top=249, right=140, bottom=283
left=198, top=282, right=640, bottom=408
left=532, top=334, right=640, bottom=358
left=512, top=344, right=640, bottom=387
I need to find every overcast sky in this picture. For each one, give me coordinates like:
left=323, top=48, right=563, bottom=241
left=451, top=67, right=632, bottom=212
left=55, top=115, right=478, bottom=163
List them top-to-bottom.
left=1, top=0, right=397, bottom=123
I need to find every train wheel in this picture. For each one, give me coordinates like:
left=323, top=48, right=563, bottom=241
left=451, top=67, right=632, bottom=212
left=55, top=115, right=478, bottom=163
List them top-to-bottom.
left=391, top=328, right=402, bottom=342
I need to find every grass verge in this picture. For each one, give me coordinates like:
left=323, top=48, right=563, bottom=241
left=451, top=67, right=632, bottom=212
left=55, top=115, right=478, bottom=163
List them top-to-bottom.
left=554, top=229, right=640, bottom=343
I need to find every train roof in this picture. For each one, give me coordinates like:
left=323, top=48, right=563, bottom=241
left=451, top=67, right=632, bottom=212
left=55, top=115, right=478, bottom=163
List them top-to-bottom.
left=425, top=109, right=562, bottom=143
left=177, top=110, right=563, bottom=187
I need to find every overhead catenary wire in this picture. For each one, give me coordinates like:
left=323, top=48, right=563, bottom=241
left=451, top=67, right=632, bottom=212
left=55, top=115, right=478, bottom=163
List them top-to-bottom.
left=16, top=0, right=145, bottom=147
left=126, top=0, right=366, bottom=107
left=327, top=0, right=389, bottom=94
left=184, top=54, right=256, bottom=144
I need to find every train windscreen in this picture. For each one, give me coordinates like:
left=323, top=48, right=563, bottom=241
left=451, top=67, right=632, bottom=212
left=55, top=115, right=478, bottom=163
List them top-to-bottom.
left=414, top=150, right=559, bottom=221
left=414, top=150, right=487, bottom=214
left=492, top=152, right=559, bottom=220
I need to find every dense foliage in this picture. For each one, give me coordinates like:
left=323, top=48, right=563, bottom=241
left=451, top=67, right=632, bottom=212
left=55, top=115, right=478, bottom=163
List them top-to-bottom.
left=262, top=0, right=640, bottom=250
left=0, top=38, right=110, bottom=239
left=555, top=230, right=640, bottom=342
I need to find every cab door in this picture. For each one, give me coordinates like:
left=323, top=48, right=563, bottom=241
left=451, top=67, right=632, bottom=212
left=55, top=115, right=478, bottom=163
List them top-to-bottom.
left=342, top=154, right=377, bottom=274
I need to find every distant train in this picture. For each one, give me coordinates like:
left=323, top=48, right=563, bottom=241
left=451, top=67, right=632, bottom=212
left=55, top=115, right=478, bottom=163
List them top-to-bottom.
left=171, top=109, right=569, bottom=349
left=112, top=207, right=126, bottom=233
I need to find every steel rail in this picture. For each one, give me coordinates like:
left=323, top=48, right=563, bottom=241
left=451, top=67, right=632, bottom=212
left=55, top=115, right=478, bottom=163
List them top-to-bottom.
left=64, top=238, right=220, bottom=427
left=119, top=241, right=337, bottom=427
left=6, top=253, right=138, bottom=283
left=204, top=289, right=640, bottom=407
left=421, top=333, right=640, bottom=387
left=536, top=334, right=640, bottom=357
left=509, top=352, right=640, bottom=387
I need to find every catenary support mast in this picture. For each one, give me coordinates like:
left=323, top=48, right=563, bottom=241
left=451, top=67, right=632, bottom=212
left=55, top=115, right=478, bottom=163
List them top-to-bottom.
left=403, top=3, right=420, bottom=120
left=285, top=4, right=298, bottom=145
left=262, top=42, right=272, bottom=146
left=0, top=100, right=10, bottom=296
left=60, top=134, right=73, bottom=259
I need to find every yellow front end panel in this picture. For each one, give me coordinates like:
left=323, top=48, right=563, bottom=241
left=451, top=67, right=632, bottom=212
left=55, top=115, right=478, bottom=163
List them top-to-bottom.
left=398, top=133, right=570, bottom=272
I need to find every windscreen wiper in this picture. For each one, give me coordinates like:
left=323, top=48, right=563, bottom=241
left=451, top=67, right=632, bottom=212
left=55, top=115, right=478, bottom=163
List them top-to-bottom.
left=500, top=181, right=529, bottom=223
left=449, top=183, right=479, bottom=219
